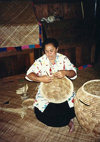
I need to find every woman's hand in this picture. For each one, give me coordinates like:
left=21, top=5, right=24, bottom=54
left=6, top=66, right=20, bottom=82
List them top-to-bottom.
left=54, top=70, right=76, bottom=78
left=54, top=71, right=66, bottom=78
left=39, top=75, right=54, bottom=83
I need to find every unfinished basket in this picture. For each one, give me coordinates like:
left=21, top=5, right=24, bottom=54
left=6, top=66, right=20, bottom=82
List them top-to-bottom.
left=40, top=76, right=74, bottom=103
left=74, top=80, right=100, bottom=137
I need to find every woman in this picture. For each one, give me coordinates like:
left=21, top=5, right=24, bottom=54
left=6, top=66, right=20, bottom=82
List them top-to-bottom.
left=25, top=38, right=77, bottom=132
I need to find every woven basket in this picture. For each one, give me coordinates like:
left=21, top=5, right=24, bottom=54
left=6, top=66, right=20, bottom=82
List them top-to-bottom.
left=40, top=76, right=74, bottom=103
left=74, top=80, right=100, bottom=137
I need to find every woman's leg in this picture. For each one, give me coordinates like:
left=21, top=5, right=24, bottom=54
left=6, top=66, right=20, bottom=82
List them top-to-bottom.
left=68, top=119, right=75, bottom=133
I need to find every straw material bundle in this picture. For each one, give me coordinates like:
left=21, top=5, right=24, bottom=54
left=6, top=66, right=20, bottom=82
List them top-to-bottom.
left=0, top=0, right=39, bottom=47
left=40, top=76, right=74, bottom=103
left=74, top=80, right=100, bottom=137
left=22, top=98, right=35, bottom=109
left=0, top=107, right=27, bottom=119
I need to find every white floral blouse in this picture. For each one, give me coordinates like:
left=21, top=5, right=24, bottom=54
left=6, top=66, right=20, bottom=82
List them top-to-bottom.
left=25, top=53, right=77, bottom=112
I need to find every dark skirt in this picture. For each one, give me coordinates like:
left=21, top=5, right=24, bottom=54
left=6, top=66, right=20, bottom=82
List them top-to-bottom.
left=34, top=101, right=75, bottom=127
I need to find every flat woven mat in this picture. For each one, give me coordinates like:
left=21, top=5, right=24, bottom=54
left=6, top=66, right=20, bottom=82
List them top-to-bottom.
left=0, top=68, right=100, bottom=142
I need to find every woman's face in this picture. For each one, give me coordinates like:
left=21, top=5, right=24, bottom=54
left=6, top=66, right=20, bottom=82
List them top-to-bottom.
left=44, top=43, right=58, bottom=61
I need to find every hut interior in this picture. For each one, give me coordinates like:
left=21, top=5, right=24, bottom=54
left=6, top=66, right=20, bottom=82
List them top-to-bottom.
left=0, top=0, right=100, bottom=142
left=0, top=66, right=100, bottom=142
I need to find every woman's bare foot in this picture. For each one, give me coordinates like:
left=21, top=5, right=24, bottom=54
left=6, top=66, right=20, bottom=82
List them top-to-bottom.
left=68, top=119, right=75, bottom=133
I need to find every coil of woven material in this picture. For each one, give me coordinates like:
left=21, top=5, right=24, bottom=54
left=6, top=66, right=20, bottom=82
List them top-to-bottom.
left=40, top=76, right=74, bottom=103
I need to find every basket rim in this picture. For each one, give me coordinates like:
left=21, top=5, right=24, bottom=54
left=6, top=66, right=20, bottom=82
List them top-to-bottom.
left=82, top=79, right=100, bottom=98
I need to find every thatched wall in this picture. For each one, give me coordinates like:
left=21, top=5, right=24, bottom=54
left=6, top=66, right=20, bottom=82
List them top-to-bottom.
left=0, top=0, right=39, bottom=47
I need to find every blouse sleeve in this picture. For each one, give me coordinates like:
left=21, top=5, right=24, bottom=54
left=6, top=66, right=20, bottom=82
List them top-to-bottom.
left=64, top=57, right=77, bottom=80
left=25, top=59, right=42, bottom=81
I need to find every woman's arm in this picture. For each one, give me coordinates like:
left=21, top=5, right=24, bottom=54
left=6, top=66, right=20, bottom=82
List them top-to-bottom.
left=63, top=70, right=76, bottom=78
left=26, top=72, right=54, bottom=83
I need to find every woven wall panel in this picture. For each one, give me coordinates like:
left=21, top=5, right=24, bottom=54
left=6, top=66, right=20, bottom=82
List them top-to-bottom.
left=0, top=0, right=39, bottom=47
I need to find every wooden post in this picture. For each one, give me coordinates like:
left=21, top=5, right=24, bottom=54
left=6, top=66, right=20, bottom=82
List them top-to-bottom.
left=91, top=44, right=96, bottom=64
left=76, top=46, right=82, bottom=66
left=29, top=50, right=34, bottom=65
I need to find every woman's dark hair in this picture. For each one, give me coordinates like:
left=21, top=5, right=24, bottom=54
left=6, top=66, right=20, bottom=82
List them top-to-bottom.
left=42, top=38, right=59, bottom=51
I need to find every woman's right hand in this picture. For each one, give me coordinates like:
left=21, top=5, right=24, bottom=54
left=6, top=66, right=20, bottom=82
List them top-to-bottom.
left=39, top=75, right=54, bottom=83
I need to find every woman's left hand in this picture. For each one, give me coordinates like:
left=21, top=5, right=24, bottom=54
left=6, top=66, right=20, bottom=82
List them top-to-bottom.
left=54, top=70, right=66, bottom=78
